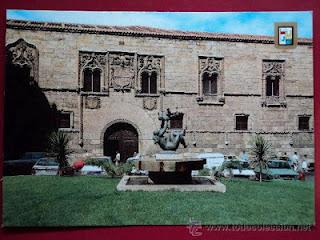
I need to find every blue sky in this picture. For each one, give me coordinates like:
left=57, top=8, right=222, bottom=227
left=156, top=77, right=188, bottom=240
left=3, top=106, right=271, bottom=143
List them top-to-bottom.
left=7, top=10, right=312, bottom=38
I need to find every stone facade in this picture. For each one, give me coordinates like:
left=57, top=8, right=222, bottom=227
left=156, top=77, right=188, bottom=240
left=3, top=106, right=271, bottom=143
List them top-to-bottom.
left=5, top=20, right=314, bottom=159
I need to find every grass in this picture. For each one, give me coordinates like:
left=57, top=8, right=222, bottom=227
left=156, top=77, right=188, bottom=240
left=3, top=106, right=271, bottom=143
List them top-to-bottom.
left=3, top=176, right=315, bottom=226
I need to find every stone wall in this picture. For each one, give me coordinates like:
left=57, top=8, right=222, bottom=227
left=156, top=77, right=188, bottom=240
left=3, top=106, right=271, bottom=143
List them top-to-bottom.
left=5, top=21, right=314, bottom=159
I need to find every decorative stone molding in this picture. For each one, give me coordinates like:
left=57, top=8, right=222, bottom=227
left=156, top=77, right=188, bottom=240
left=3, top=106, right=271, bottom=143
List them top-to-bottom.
left=6, top=38, right=39, bottom=84
left=79, top=51, right=107, bottom=92
left=109, top=52, right=135, bottom=91
left=136, top=55, right=164, bottom=96
left=197, top=56, right=224, bottom=105
left=199, top=57, right=222, bottom=73
left=261, top=60, right=286, bottom=107
left=85, top=96, right=101, bottom=109
left=143, top=97, right=157, bottom=110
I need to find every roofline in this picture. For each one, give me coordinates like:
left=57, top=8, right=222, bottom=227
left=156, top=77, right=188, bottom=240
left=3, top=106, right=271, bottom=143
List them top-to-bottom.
left=6, top=19, right=312, bottom=45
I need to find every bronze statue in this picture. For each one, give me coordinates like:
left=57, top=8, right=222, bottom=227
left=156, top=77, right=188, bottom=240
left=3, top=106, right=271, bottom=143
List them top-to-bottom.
left=153, top=108, right=187, bottom=151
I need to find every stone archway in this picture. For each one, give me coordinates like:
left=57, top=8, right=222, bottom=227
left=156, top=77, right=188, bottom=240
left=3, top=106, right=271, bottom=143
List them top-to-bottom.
left=103, top=122, right=139, bottom=162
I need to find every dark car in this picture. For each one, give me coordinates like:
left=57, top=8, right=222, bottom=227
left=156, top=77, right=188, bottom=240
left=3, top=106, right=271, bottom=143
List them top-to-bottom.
left=4, top=152, right=46, bottom=176
left=254, top=159, right=298, bottom=180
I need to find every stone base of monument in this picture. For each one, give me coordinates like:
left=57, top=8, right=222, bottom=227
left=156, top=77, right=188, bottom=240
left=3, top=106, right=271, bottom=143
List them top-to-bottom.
left=118, top=152, right=226, bottom=192
left=137, top=157, right=206, bottom=184
left=116, top=175, right=226, bottom=192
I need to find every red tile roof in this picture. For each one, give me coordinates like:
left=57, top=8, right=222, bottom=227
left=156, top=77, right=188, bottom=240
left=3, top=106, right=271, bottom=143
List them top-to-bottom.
left=7, top=19, right=312, bottom=45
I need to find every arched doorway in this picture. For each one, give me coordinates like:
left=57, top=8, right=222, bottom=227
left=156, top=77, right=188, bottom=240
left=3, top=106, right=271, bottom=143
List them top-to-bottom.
left=103, top=122, right=139, bottom=162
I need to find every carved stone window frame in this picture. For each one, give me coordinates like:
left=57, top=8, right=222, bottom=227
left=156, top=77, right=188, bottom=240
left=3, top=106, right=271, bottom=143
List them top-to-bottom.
left=6, top=38, right=39, bottom=84
left=79, top=51, right=107, bottom=95
left=136, top=55, right=164, bottom=97
left=197, top=56, right=225, bottom=105
left=261, top=59, right=286, bottom=107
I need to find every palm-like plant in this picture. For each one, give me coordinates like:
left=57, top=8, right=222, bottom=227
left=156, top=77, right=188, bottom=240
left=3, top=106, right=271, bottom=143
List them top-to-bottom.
left=47, top=130, right=71, bottom=170
left=249, top=135, right=272, bottom=182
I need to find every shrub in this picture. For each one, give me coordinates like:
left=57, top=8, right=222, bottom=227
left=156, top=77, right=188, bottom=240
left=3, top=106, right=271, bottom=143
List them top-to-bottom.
left=47, top=131, right=71, bottom=169
left=249, top=135, right=272, bottom=182
left=84, top=158, right=107, bottom=167
left=85, top=159, right=135, bottom=178
left=103, top=162, right=135, bottom=177
left=198, top=168, right=210, bottom=176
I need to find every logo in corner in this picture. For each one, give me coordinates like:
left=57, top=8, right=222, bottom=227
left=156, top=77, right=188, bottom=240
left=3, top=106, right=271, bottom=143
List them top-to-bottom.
left=187, top=218, right=203, bottom=237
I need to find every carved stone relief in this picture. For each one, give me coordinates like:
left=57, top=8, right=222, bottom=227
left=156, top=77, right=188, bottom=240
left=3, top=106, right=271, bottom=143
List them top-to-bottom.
left=6, top=38, right=39, bottom=83
left=79, top=52, right=106, bottom=70
left=109, top=53, right=135, bottom=91
left=138, top=55, right=161, bottom=72
left=199, top=57, right=222, bottom=75
left=262, top=61, right=285, bottom=76
left=85, top=96, right=101, bottom=109
left=143, top=97, right=157, bottom=110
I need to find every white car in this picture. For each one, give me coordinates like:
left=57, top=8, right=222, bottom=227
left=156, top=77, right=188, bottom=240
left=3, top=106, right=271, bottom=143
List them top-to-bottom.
left=192, top=152, right=225, bottom=176
left=199, top=152, right=225, bottom=170
left=127, top=153, right=141, bottom=162
left=32, top=157, right=59, bottom=176
left=221, top=160, right=255, bottom=178
left=80, top=165, right=104, bottom=175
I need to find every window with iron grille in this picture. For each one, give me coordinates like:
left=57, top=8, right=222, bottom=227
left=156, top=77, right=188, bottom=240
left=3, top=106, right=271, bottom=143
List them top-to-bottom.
left=58, top=112, right=71, bottom=129
left=170, top=114, right=183, bottom=129
left=235, top=115, right=248, bottom=130
left=298, top=116, right=310, bottom=131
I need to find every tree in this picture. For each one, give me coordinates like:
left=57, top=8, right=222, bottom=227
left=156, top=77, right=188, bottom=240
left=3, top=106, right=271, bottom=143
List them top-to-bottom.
left=47, top=130, right=71, bottom=172
left=249, top=135, right=272, bottom=182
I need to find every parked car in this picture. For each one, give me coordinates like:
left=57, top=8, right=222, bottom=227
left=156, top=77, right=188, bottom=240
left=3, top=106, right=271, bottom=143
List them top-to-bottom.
left=4, top=152, right=47, bottom=176
left=21, top=152, right=46, bottom=160
left=191, top=152, right=225, bottom=176
left=198, top=152, right=225, bottom=170
left=127, top=153, right=141, bottom=163
left=224, top=155, right=240, bottom=161
left=84, top=156, right=112, bottom=165
left=90, top=156, right=112, bottom=162
left=32, top=157, right=59, bottom=176
left=304, top=158, right=314, bottom=173
left=254, top=159, right=299, bottom=180
left=221, top=160, right=255, bottom=178
left=307, top=161, right=314, bottom=173
left=80, top=165, right=105, bottom=175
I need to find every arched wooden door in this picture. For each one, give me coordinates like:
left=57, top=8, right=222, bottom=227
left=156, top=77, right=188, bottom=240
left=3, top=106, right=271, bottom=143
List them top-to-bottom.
left=103, top=122, right=139, bottom=162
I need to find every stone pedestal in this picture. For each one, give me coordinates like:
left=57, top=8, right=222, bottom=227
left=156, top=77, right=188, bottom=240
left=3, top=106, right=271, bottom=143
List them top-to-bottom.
left=135, top=153, right=206, bottom=184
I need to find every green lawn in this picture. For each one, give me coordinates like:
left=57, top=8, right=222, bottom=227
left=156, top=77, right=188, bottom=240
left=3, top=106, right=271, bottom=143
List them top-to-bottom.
left=3, top=176, right=314, bottom=226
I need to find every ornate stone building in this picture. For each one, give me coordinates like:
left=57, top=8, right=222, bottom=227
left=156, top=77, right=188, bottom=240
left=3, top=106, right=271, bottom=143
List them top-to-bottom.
left=5, top=19, right=314, bottom=161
